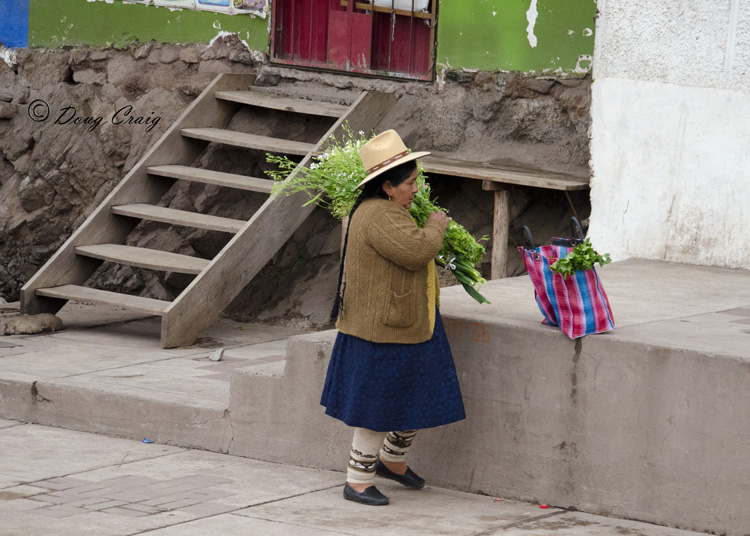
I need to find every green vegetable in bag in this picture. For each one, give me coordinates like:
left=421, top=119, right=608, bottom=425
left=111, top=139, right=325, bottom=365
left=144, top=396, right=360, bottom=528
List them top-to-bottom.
left=550, top=239, right=611, bottom=278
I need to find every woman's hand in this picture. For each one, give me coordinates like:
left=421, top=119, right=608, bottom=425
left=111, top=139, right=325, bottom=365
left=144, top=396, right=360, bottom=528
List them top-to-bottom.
left=428, top=210, right=451, bottom=231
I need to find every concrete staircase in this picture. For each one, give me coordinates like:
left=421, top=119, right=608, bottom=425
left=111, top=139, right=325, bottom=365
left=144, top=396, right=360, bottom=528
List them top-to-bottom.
left=20, top=73, right=395, bottom=347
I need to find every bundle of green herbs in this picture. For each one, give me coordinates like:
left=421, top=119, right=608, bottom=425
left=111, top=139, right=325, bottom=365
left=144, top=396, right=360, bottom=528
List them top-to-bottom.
left=267, top=127, right=490, bottom=304
left=550, top=239, right=612, bottom=278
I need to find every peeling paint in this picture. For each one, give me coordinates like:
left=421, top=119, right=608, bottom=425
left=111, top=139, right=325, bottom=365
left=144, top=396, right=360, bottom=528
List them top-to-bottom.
left=438, top=0, right=596, bottom=73
left=526, top=0, right=538, bottom=48
left=583, top=27, right=593, bottom=37
left=208, top=30, right=263, bottom=61
left=210, top=30, right=245, bottom=48
left=1, top=46, right=18, bottom=68
left=574, top=54, right=592, bottom=74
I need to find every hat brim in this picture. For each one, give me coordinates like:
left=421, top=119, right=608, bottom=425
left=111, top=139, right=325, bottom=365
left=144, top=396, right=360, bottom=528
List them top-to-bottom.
left=356, top=151, right=431, bottom=190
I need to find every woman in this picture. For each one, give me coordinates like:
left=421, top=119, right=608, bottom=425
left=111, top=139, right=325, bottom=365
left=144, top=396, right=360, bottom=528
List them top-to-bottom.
left=321, top=130, right=466, bottom=506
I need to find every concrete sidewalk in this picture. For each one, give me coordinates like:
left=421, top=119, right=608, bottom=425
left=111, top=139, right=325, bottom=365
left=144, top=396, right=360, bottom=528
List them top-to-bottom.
left=2, top=258, right=750, bottom=534
left=0, top=419, right=708, bottom=536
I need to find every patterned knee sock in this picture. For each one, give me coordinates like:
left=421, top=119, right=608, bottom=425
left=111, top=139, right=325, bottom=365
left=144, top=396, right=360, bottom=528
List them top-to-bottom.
left=347, top=428, right=387, bottom=485
left=379, top=430, right=418, bottom=464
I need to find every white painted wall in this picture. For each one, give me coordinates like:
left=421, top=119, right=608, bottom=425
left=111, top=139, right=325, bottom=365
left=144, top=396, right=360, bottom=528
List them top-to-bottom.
left=588, top=0, right=750, bottom=269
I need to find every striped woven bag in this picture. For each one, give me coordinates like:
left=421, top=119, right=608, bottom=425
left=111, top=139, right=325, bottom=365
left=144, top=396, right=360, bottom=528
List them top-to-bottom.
left=518, top=220, right=614, bottom=339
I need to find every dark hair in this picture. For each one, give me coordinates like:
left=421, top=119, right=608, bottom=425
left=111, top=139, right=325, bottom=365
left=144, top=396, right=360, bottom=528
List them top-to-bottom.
left=330, top=159, right=418, bottom=320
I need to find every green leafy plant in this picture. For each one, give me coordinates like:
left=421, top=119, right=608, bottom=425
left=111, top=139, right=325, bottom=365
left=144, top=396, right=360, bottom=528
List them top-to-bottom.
left=268, top=125, right=490, bottom=304
left=266, top=127, right=369, bottom=220
left=550, top=239, right=612, bottom=278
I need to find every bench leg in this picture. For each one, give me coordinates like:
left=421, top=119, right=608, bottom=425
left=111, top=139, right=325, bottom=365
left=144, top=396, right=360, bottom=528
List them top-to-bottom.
left=491, top=189, right=510, bottom=279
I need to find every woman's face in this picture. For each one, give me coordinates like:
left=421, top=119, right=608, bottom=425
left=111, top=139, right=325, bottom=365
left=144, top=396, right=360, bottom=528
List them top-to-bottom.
left=383, top=168, right=419, bottom=209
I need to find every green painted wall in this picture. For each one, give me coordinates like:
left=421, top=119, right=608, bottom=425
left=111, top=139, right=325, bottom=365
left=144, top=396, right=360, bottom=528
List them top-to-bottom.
left=26, top=0, right=595, bottom=74
left=28, top=0, right=268, bottom=49
left=436, top=0, right=596, bottom=73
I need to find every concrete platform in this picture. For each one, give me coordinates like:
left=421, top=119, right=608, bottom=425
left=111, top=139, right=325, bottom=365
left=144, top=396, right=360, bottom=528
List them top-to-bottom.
left=2, top=259, right=749, bottom=535
left=0, top=300, right=307, bottom=450
left=0, top=421, right=711, bottom=536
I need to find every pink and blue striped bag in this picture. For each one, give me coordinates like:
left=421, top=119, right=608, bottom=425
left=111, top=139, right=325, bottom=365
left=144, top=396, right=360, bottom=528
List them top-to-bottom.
left=517, top=220, right=614, bottom=339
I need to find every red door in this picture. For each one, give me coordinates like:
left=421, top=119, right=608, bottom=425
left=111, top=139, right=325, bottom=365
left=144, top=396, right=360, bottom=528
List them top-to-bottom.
left=271, top=0, right=437, bottom=81
left=328, top=1, right=372, bottom=71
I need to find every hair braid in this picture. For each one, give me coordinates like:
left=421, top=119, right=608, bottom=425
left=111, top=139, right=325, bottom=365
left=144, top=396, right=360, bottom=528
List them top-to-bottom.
left=330, top=190, right=368, bottom=320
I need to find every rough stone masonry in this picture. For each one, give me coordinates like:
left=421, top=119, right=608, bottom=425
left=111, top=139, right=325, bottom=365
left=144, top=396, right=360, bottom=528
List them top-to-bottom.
left=0, top=35, right=592, bottom=328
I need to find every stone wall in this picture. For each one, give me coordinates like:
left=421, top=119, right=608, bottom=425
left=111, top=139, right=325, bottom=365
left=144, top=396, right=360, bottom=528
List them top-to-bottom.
left=0, top=36, right=256, bottom=303
left=0, top=38, right=592, bottom=326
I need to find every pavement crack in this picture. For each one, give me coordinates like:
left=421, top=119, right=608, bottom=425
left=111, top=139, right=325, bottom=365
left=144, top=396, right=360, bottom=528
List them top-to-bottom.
left=30, top=381, right=58, bottom=409
left=226, top=408, right=236, bottom=454
left=0, top=420, right=27, bottom=431
left=45, top=450, right=186, bottom=483
left=130, top=483, right=343, bottom=536
left=245, top=483, right=342, bottom=509
left=469, top=510, right=567, bottom=535
left=233, top=514, right=354, bottom=535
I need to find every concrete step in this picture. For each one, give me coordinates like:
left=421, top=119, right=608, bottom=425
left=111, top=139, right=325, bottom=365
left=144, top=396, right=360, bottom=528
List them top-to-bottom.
left=228, top=259, right=750, bottom=536
left=0, top=310, right=304, bottom=454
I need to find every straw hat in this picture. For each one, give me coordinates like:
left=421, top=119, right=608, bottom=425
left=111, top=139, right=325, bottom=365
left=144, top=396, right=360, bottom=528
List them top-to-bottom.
left=356, top=130, right=430, bottom=189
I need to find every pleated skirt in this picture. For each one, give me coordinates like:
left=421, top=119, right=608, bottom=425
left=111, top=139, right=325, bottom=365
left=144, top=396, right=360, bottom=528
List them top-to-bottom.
left=320, top=308, right=465, bottom=432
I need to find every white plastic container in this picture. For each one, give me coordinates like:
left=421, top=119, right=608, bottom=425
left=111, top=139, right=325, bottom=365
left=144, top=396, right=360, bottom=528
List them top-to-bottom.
left=372, top=0, right=430, bottom=12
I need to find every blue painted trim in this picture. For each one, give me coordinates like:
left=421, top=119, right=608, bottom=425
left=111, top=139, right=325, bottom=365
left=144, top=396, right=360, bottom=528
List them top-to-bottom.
left=0, top=0, right=29, bottom=48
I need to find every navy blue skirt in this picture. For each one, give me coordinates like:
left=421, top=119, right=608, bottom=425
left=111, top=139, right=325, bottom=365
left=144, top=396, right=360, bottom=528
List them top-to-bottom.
left=320, top=308, right=465, bottom=432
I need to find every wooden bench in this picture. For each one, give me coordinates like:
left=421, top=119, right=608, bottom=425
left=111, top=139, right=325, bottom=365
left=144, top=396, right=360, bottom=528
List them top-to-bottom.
left=420, top=155, right=590, bottom=279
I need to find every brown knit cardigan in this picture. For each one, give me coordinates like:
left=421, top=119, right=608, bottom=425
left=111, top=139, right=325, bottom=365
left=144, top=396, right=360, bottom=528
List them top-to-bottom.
left=336, top=198, right=445, bottom=344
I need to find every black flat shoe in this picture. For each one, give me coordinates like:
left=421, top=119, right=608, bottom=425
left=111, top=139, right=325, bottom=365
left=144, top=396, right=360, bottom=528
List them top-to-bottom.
left=375, top=458, right=425, bottom=489
left=343, top=483, right=390, bottom=506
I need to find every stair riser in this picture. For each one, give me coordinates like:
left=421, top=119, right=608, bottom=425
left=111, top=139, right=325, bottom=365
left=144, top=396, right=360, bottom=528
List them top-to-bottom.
left=0, top=377, right=231, bottom=454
